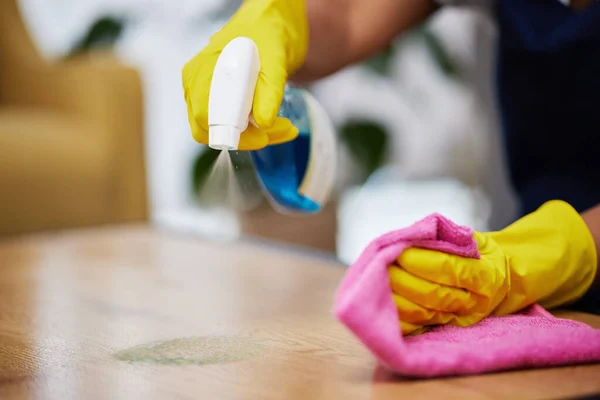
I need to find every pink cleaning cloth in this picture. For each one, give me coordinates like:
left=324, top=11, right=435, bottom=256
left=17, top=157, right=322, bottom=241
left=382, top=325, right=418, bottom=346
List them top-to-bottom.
left=334, top=213, right=600, bottom=378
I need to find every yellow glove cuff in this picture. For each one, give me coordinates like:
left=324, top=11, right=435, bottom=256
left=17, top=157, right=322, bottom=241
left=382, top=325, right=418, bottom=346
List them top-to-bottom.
left=492, top=200, right=598, bottom=314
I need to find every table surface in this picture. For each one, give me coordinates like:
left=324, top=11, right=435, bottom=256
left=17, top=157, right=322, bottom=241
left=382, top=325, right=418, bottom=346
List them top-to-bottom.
left=1, top=226, right=599, bottom=400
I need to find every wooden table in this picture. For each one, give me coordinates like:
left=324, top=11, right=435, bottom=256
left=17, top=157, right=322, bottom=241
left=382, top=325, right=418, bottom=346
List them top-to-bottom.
left=1, top=226, right=599, bottom=400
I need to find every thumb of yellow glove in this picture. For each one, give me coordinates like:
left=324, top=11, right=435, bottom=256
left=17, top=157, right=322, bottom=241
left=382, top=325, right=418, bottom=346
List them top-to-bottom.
left=182, top=0, right=309, bottom=150
left=390, top=200, right=598, bottom=335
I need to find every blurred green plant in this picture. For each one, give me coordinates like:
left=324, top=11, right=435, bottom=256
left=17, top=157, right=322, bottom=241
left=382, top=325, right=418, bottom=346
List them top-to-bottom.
left=66, top=16, right=125, bottom=58
left=364, top=26, right=460, bottom=80
left=415, top=27, right=460, bottom=79
left=364, top=44, right=395, bottom=76
left=339, top=120, right=389, bottom=182
left=191, top=148, right=221, bottom=195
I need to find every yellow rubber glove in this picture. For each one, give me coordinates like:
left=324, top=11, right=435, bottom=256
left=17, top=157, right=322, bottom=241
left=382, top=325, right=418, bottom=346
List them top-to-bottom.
left=182, top=0, right=308, bottom=150
left=389, top=200, right=598, bottom=335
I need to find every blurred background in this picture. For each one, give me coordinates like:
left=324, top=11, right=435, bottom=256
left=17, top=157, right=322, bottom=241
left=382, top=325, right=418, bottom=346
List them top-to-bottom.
left=1, top=0, right=518, bottom=264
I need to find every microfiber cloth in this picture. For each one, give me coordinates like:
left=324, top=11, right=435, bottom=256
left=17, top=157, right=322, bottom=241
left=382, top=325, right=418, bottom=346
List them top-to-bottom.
left=333, top=213, right=600, bottom=378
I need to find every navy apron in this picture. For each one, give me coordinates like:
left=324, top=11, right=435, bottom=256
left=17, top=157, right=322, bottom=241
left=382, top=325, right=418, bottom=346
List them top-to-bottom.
left=495, top=0, right=600, bottom=311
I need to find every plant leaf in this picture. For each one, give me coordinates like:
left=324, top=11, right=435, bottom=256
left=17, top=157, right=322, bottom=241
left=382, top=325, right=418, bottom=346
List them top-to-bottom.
left=67, top=16, right=125, bottom=57
left=415, top=27, right=461, bottom=79
left=364, top=44, right=395, bottom=76
left=339, top=120, right=389, bottom=182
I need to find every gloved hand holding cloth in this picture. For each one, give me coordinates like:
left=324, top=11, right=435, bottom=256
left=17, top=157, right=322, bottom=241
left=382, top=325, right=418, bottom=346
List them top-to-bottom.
left=334, top=200, right=600, bottom=377
left=391, top=200, right=598, bottom=335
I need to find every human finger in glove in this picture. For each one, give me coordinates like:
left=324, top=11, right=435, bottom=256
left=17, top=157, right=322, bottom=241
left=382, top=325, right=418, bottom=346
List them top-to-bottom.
left=389, top=200, right=599, bottom=336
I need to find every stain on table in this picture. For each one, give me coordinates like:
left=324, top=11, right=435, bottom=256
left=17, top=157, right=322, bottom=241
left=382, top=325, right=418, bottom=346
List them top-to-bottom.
left=114, top=336, right=266, bottom=366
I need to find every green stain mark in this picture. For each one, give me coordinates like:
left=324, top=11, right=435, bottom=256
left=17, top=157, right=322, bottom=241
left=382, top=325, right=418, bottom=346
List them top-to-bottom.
left=114, top=336, right=266, bottom=366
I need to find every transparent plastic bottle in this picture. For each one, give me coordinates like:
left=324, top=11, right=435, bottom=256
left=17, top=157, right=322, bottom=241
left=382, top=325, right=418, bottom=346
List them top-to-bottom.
left=250, top=84, right=336, bottom=215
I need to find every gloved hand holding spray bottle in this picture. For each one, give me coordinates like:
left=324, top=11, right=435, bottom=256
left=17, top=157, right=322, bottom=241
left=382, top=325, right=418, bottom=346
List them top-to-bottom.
left=182, top=0, right=336, bottom=215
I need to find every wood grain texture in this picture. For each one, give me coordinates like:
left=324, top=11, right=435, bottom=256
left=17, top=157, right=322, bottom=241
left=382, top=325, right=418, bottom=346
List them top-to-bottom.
left=0, top=225, right=599, bottom=400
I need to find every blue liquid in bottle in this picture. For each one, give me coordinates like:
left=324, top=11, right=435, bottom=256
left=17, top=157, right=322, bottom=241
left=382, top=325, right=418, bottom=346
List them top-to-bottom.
left=250, top=86, right=321, bottom=214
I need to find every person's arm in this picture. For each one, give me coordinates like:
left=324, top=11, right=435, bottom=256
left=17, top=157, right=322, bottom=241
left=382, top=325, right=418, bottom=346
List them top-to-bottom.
left=292, top=0, right=438, bottom=82
left=581, top=204, right=600, bottom=291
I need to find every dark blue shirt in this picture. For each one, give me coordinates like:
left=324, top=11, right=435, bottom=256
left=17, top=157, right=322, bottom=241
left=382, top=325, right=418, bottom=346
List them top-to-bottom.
left=496, top=0, right=600, bottom=217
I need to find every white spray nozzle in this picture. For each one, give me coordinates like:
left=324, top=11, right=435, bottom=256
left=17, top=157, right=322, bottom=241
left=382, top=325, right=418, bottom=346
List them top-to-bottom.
left=208, top=37, right=260, bottom=151
left=208, top=126, right=241, bottom=151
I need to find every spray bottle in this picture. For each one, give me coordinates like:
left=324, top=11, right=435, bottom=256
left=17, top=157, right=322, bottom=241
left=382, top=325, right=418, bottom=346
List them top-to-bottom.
left=207, top=37, right=337, bottom=215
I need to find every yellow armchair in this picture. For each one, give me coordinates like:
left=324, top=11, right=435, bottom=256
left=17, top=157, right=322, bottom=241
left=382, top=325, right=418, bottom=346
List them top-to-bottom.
left=0, top=0, right=148, bottom=235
